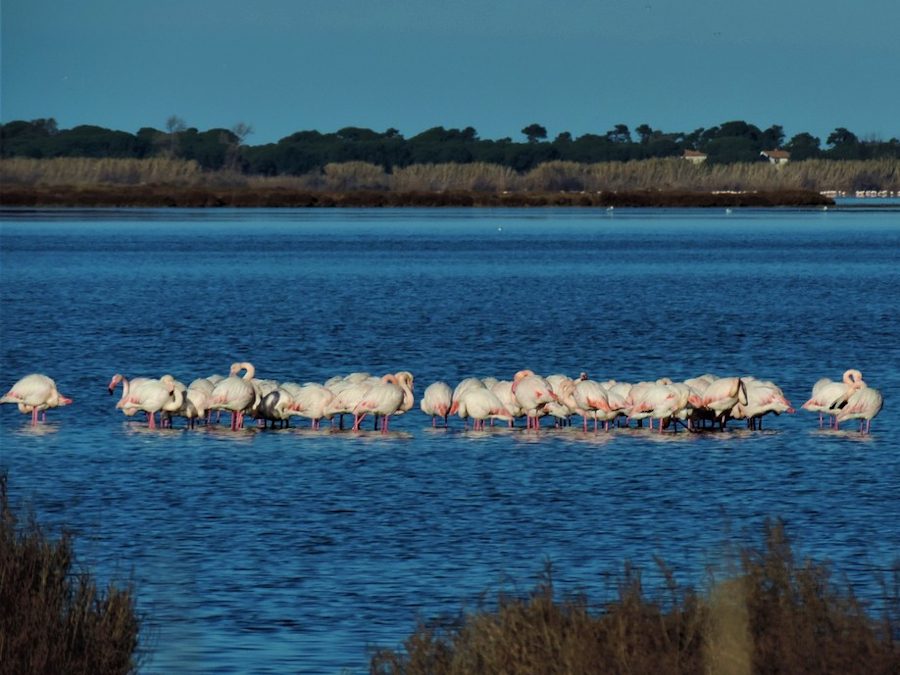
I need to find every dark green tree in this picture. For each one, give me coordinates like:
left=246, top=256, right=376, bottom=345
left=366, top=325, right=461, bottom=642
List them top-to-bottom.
left=521, top=123, right=548, bottom=143
left=606, top=123, right=632, bottom=143
left=635, top=123, right=654, bottom=144
left=761, top=124, right=785, bottom=149
left=785, top=132, right=821, bottom=160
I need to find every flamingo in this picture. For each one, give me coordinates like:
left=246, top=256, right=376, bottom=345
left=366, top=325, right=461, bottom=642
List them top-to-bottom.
left=208, top=362, right=259, bottom=430
left=801, top=369, right=864, bottom=428
left=512, top=370, right=557, bottom=430
left=352, top=372, right=414, bottom=432
left=1, top=374, right=73, bottom=425
left=108, top=374, right=152, bottom=407
left=159, top=375, right=187, bottom=428
left=699, top=376, right=748, bottom=429
left=118, top=378, right=176, bottom=429
left=325, top=378, right=377, bottom=430
left=449, top=378, right=486, bottom=413
left=574, top=379, right=613, bottom=432
left=733, top=379, right=794, bottom=430
left=490, top=380, right=524, bottom=428
left=420, top=381, right=452, bottom=427
left=177, top=382, right=210, bottom=429
left=629, top=382, right=684, bottom=433
left=287, top=383, right=335, bottom=430
left=834, top=385, right=883, bottom=433
left=255, top=386, right=296, bottom=429
left=455, top=387, right=513, bottom=430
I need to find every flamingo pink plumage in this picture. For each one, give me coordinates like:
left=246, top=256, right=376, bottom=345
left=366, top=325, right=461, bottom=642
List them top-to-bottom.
left=208, top=362, right=258, bottom=430
left=801, top=369, right=864, bottom=428
left=512, top=370, right=557, bottom=430
left=352, top=372, right=414, bottom=432
left=1, top=373, right=73, bottom=425
left=118, top=378, right=176, bottom=429
left=420, top=381, right=452, bottom=427
left=834, top=385, right=883, bottom=433
left=455, top=387, right=512, bottom=431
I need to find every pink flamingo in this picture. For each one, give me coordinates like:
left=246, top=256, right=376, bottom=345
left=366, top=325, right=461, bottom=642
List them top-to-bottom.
left=208, top=362, right=258, bottom=430
left=801, top=369, right=864, bottom=428
left=511, top=370, right=557, bottom=430
left=352, top=372, right=414, bottom=432
left=1, top=374, right=73, bottom=425
left=700, top=376, right=748, bottom=429
left=117, top=378, right=177, bottom=429
left=574, top=379, right=613, bottom=432
left=420, top=381, right=452, bottom=427
left=835, top=385, right=883, bottom=433
left=455, top=387, right=513, bottom=430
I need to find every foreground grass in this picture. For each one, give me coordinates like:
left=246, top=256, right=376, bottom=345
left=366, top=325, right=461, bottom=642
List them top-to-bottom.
left=0, top=474, right=140, bottom=675
left=371, top=521, right=899, bottom=674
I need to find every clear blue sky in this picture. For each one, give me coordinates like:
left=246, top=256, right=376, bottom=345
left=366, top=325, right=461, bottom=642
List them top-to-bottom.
left=3, top=0, right=899, bottom=145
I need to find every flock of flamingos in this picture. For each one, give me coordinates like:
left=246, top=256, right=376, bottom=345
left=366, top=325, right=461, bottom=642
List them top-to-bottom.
left=0, top=363, right=884, bottom=435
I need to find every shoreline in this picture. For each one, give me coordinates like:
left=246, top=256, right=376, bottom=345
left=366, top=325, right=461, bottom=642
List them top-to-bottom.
left=0, top=185, right=834, bottom=208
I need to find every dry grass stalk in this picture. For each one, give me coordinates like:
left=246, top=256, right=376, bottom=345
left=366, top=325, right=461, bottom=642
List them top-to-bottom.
left=1, top=157, right=897, bottom=193
left=0, top=474, right=141, bottom=675
left=371, top=520, right=900, bottom=674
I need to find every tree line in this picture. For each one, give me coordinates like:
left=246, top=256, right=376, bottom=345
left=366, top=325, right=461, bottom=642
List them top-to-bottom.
left=2, top=117, right=898, bottom=175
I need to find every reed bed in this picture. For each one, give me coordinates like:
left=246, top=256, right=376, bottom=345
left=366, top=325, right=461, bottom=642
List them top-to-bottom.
left=0, top=157, right=206, bottom=186
left=2, top=157, right=897, bottom=193
left=0, top=474, right=141, bottom=675
left=371, top=520, right=900, bottom=674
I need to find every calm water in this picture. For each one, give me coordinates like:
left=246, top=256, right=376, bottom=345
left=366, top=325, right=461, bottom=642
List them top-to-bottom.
left=1, top=207, right=899, bottom=673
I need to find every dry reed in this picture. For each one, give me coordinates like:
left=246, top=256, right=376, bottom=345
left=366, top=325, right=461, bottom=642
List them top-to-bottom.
left=2, top=157, right=896, bottom=193
left=0, top=474, right=141, bottom=675
left=370, top=520, right=900, bottom=675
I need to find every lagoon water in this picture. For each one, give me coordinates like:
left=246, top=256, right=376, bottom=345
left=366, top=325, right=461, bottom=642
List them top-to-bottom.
left=1, top=206, right=899, bottom=673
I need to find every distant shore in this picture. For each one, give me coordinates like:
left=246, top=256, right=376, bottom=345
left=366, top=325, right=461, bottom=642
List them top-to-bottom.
left=0, top=185, right=833, bottom=208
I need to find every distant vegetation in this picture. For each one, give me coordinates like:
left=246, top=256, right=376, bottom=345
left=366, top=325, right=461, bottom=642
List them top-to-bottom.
left=2, top=118, right=899, bottom=175
left=2, top=118, right=897, bottom=203
left=1, top=157, right=898, bottom=196
left=0, top=474, right=141, bottom=674
left=372, top=520, right=900, bottom=674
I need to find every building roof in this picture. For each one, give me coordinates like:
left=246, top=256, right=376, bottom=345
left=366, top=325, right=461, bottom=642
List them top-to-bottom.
left=761, top=149, right=791, bottom=159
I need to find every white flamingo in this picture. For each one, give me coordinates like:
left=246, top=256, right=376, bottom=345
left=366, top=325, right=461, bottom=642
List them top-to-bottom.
left=208, top=361, right=258, bottom=430
left=801, top=369, right=864, bottom=428
left=512, top=370, right=557, bottom=430
left=352, top=372, right=414, bottom=432
left=1, top=374, right=73, bottom=425
left=118, top=377, right=176, bottom=429
left=574, top=379, right=612, bottom=432
left=420, top=381, right=452, bottom=427
left=288, top=383, right=335, bottom=430
left=835, top=385, right=883, bottom=433
left=455, top=387, right=513, bottom=430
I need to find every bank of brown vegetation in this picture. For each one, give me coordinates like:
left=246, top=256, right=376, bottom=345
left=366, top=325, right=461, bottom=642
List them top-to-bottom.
left=1, top=156, right=897, bottom=194
left=0, top=184, right=831, bottom=209
left=0, top=474, right=140, bottom=675
left=372, top=520, right=899, bottom=675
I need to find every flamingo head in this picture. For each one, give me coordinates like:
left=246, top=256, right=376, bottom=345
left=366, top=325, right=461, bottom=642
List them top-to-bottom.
left=107, top=373, right=123, bottom=394
left=449, top=400, right=460, bottom=415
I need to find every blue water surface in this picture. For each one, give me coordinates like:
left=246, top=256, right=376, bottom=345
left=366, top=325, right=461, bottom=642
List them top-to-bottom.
left=1, top=207, right=899, bottom=674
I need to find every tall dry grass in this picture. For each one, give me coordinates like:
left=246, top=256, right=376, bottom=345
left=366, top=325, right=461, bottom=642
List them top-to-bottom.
left=1, top=156, right=897, bottom=193
left=0, top=157, right=206, bottom=186
left=239, top=158, right=900, bottom=193
left=0, top=474, right=141, bottom=675
left=371, top=520, right=900, bottom=674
